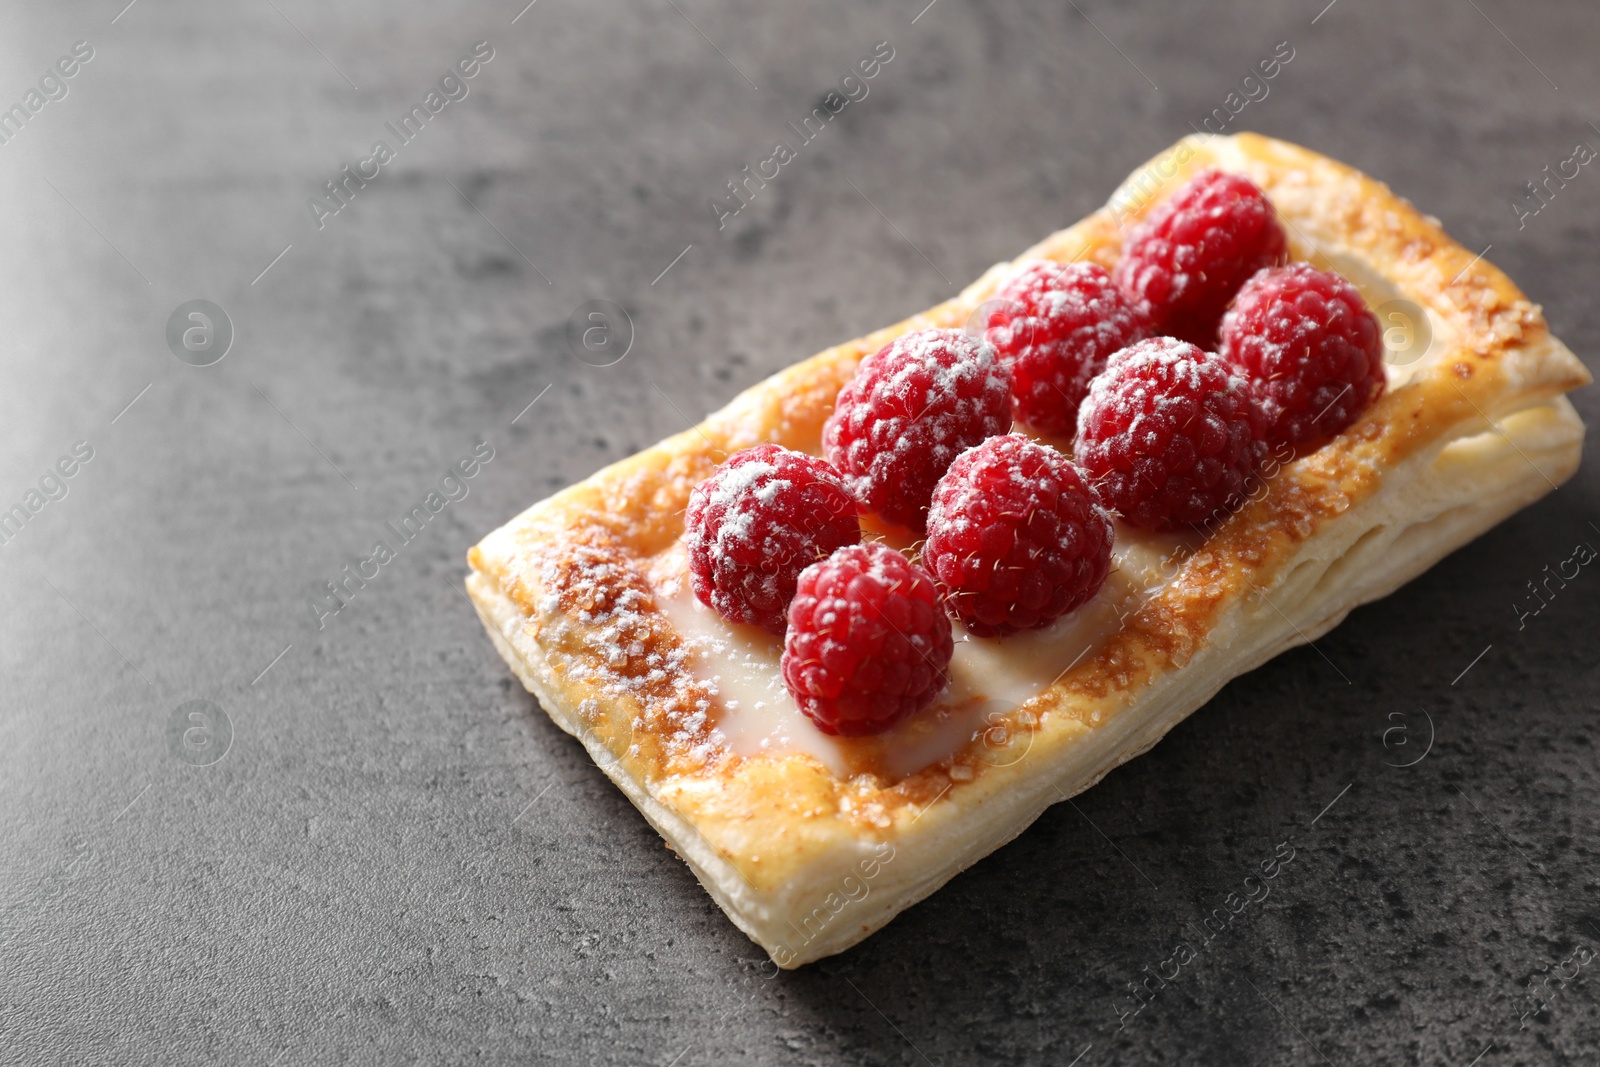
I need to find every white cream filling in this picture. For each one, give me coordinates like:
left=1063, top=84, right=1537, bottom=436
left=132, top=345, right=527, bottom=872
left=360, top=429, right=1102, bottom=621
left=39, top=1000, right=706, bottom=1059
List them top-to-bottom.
left=657, top=527, right=1178, bottom=778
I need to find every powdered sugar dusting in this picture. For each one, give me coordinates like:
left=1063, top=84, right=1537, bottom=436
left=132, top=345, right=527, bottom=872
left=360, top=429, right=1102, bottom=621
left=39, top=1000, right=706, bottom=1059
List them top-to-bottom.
left=705, top=457, right=778, bottom=510
left=529, top=538, right=721, bottom=771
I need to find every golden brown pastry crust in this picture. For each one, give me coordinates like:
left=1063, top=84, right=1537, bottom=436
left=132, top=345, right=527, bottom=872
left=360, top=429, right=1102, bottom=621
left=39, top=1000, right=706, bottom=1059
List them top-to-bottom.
left=466, top=134, right=1588, bottom=966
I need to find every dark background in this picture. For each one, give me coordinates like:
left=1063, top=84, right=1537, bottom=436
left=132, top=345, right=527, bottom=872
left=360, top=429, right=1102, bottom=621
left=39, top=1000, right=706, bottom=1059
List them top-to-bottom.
left=2, top=1, right=1596, bottom=1063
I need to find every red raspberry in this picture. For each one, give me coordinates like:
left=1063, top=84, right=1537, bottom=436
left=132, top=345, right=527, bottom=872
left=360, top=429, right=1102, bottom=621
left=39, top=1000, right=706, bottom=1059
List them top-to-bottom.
left=1113, top=169, right=1288, bottom=347
left=983, top=261, right=1150, bottom=435
left=1220, top=264, right=1387, bottom=451
left=823, top=329, right=1012, bottom=531
left=1074, top=338, right=1259, bottom=532
left=924, top=434, right=1114, bottom=637
left=685, top=444, right=860, bottom=634
left=782, top=543, right=953, bottom=737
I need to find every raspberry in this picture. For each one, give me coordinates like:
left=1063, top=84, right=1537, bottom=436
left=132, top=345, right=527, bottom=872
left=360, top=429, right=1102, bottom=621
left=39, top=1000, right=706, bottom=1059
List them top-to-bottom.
left=1114, top=169, right=1288, bottom=347
left=984, top=261, right=1150, bottom=435
left=1220, top=264, right=1387, bottom=451
left=823, top=328, right=1012, bottom=531
left=1074, top=337, right=1260, bottom=532
left=924, top=434, right=1114, bottom=637
left=685, top=444, right=860, bottom=634
left=781, top=543, right=953, bottom=737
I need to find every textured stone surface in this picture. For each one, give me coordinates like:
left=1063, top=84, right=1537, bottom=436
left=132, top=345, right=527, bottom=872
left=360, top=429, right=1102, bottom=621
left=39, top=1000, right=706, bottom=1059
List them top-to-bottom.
left=1, top=1, right=1597, bottom=1063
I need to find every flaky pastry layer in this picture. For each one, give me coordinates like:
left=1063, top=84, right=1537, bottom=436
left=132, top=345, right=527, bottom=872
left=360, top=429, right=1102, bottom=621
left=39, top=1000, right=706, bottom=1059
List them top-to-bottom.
left=467, top=134, right=1589, bottom=966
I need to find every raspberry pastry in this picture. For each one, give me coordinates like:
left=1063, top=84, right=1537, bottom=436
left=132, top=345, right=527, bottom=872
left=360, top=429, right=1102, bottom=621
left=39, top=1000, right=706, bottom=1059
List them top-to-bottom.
left=466, top=135, right=1588, bottom=967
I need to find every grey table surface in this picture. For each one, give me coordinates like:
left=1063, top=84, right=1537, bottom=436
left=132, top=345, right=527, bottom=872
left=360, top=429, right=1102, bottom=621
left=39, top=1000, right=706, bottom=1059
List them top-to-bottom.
left=3, top=0, right=1598, bottom=1064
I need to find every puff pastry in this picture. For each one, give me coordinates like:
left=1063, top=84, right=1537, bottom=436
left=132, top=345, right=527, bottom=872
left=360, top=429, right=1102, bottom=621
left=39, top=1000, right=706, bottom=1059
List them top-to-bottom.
left=466, top=134, right=1588, bottom=967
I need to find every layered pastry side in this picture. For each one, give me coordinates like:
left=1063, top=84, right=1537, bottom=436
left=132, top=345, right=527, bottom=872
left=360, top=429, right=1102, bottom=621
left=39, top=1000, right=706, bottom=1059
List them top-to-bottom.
left=466, top=133, right=1589, bottom=967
